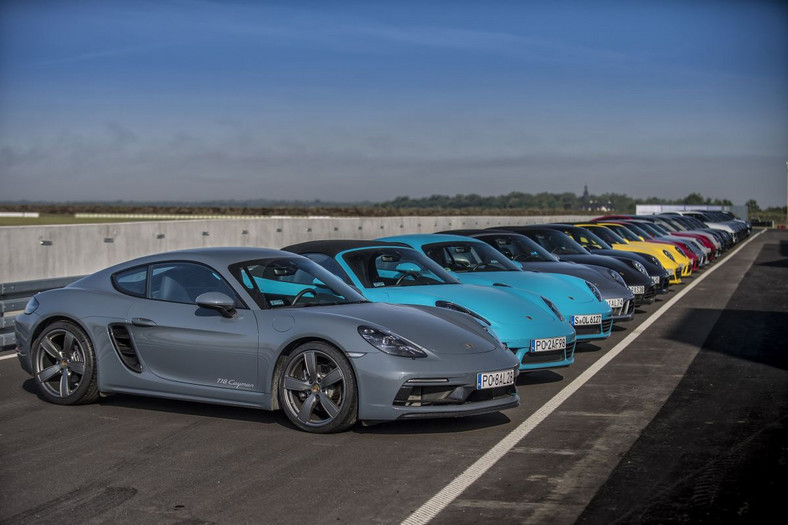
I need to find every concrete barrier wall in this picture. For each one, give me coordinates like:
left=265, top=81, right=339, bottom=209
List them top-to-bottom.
left=0, top=215, right=595, bottom=282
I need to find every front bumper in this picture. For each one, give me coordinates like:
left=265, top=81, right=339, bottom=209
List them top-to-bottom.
left=353, top=346, right=521, bottom=422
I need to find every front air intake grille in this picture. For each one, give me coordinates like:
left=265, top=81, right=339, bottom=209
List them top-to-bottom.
left=108, top=324, right=142, bottom=372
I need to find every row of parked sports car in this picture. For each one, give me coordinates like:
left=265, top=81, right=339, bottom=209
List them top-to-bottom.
left=14, top=210, right=750, bottom=433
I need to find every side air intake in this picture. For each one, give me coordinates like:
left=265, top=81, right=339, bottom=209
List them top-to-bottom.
left=108, top=324, right=142, bottom=372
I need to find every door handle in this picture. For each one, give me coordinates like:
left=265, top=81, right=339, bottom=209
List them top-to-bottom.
left=131, top=317, right=157, bottom=327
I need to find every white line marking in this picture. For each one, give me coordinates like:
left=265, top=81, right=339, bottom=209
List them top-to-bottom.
left=401, top=229, right=766, bottom=525
left=0, top=354, right=17, bottom=361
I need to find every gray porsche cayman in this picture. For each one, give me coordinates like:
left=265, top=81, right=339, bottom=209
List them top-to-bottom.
left=15, top=248, right=519, bottom=433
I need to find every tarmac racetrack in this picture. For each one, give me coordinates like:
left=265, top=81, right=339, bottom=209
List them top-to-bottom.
left=0, top=229, right=785, bottom=524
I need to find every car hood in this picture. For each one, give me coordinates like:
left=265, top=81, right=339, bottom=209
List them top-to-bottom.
left=557, top=253, right=654, bottom=286
left=520, top=262, right=632, bottom=299
left=453, top=270, right=597, bottom=305
left=358, top=283, right=571, bottom=345
left=290, top=302, right=500, bottom=355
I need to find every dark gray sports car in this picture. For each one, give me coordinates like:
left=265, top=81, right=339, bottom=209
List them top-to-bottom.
left=14, top=248, right=520, bottom=433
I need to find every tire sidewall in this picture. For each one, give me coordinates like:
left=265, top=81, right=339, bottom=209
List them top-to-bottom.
left=31, top=320, right=97, bottom=406
left=278, top=342, right=358, bottom=434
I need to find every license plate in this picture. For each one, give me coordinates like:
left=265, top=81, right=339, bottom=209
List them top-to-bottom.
left=651, top=276, right=660, bottom=284
left=629, top=285, right=645, bottom=295
left=606, top=297, right=624, bottom=308
left=572, top=314, right=602, bottom=326
left=531, top=336, right=567, bottom=352
left=476, top=369, right=515, bottom=390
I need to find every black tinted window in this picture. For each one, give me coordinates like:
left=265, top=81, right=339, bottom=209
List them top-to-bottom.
left=150, top=262, right=239, bottom=305
left=112, top=266, right=147, bottom=297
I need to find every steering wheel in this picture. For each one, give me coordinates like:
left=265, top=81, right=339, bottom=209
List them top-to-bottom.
left=469, top=263, right=489, bottom=271
left=395, top=272, right=420, bottom=286
left=292, top=288, right=317, bottom=305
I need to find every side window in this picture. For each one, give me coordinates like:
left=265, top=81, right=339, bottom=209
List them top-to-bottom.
left=150, top=262, right=239, bottom=305
left=113, top=266, right=148, bottom=297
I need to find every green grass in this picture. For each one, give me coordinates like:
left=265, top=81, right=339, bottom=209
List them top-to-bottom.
left=0, top=214, right=158, bottom=226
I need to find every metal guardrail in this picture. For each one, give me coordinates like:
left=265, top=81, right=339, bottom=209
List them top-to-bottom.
left=0, top=276, right=82, bottom=351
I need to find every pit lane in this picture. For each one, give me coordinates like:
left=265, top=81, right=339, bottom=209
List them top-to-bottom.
left=0, top=229, right=784, bottom=524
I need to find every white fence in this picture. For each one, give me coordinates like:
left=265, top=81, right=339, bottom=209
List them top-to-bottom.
left=0, top=215, right=595, bottom=282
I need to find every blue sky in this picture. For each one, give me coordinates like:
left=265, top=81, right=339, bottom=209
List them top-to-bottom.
left=1, top=0, right=786, bottom=206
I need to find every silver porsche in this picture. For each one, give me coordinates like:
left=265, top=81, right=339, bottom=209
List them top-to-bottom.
left=14, top=248, right=520, bottom=433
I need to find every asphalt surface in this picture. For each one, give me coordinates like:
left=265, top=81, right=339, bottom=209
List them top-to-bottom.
left=0, top=229, right=785, bottom=524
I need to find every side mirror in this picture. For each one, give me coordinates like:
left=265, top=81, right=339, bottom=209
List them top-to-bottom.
left=196, top=292, right=237, bottom=318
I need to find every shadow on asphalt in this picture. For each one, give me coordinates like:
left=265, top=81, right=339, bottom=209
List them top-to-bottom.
left=664, top=308, right=788, bottom=371
left=576, top=342, right=603, bottom=353
left=517, top=369, right=564, bottom=386
left=355, top=411, right=513, bottom=435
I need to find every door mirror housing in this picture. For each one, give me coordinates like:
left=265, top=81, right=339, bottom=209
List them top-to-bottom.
left=196, top=292, right=237, bottom=318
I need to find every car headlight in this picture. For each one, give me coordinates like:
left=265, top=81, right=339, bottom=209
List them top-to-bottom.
left=675, top=247, right=686, bottom=257
left=662, top=249, right=676, bottom=262
left=630, top=260, right=648, bottom=275
left=606, top=268, right=626, bottom=285
left=584, top=281, right=602, bottom=302
left=23, top=296, right=39, bottom=315
left=541, top=296, right=564, bottom=321
left=435, top=300, right=491, bottom=327
left=358, top=326, right=428, bottom=358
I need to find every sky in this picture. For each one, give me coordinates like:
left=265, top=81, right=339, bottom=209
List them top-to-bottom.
left=1, top=0, right=786, bottom=207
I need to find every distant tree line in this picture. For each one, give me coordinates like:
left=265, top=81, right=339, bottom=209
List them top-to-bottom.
left=1, top=191, right=772, bottom=218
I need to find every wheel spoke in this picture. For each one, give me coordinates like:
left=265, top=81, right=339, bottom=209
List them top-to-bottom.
left=62, top=332, right=75, bottom=356
left=41, top=338, right=61, bottom=359
left=303, top=351, right=317, bottom=382
left=68, top=361, right=85, bottom=376
left=38, top=364, right=62, bottom=382
left=321, top=368, right=343, bottom=388
left=59, top=371, right=71, bottom=397
left=283, top=376, right=310, bottom=392
left=317, top=392, right=340, bottom=419
left=297, top=393, right=318, bottom=423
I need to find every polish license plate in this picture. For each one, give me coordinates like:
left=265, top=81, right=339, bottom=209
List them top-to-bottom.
left=651, top=276, right=660, bottom=284
left=629, top=285, right=645, bottom=295
left=606, top=298, right=624, bottom=308
left=572, top=314, right=602, bottom=326
left=531, top=336, right=567, bottom=352
left=476, top=369, right=515, bottom=390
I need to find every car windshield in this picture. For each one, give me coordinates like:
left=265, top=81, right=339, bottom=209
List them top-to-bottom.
left=622, top=222, right=652, bottom=239
left=635, top=222, right=663, bottom=237
left=604, top=224, right=643, bottom=242
left=586, top=225, right=628, bottom=245
left=555, top=227, right=611, bottom=251
left=520, top=230, right=588, bottom=256
left=479, top=234, right=558, bottom=263
left=422, top=241, right=521, bottom=272
left=341, top=247, right=460, bottom=288
left=229, top=257, right=367, bottom=309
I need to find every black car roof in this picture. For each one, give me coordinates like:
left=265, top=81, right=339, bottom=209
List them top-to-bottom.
left=283, top=239, right=409, bottom=257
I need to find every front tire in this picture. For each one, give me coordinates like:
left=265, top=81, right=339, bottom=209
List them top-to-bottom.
left=31, top=321, right=99, bottom=405
left=278, top=342, right=358, bottom=433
